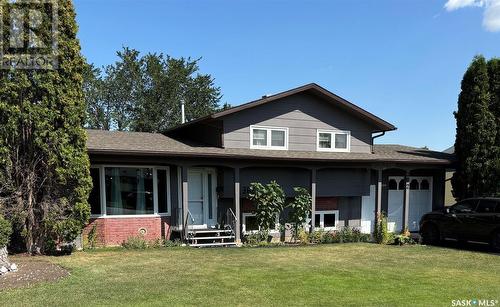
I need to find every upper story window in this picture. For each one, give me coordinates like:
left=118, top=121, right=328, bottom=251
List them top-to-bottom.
left=250, top=125, right=288, bottom=150
left=316, top=129, right=350, bottom=152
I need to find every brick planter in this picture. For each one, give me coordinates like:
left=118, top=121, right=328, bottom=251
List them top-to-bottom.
left=83, top=216, right=171, bottom=246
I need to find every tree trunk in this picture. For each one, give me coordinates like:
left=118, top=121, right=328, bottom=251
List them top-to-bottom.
left=26, top=174, right=37, bottom=254
left=0, top=246, right=9, bottom=268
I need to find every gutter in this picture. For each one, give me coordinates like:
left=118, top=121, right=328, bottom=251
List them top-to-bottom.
left=371, top=131, right=385, bottom=153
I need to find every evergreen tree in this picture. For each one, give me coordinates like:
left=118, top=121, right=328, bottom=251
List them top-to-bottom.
left=0, top=0, right=91, bottom=253
left=452, top=56, right=497, bottom=199
left=487, top=58, right=500, bottom=196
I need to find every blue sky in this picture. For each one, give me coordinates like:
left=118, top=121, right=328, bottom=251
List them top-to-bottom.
left=73, top=0, right=499, bottom=151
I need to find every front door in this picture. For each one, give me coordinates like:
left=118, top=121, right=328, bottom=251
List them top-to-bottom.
left=187, top=168, right=217, bottom=228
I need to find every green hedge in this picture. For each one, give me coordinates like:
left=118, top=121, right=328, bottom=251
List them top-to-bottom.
left=0, top=215, right=12, bottom=247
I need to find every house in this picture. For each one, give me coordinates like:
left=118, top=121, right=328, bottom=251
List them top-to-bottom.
left=84, top=83, right=454, bottom=246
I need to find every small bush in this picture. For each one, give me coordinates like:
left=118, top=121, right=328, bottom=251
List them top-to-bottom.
left=374, top=212, right=391, bottom=244
left=0, top=215, right=12, bottom=247
left=86, top=224, right=98, bottom=249
left=394, top=228, right=415, bottom=245
left=297, top=229, right=310, bottom=244
left=321, top=231, right=340, bottom=244
left=122, top=236, right=148, bottom=249
left=163, top=239, right=182, bottom=247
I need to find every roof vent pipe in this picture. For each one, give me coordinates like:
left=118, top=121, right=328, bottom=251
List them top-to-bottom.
left=181, top=99, right=186, bottom=124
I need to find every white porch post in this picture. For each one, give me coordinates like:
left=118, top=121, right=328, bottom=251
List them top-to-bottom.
left=181, top=166, right=189, bottom=240
left=234, top=167, right=241, bottom=244
left=310, top=168, right=317, bottom=233
left=376, top=168, right=383, bottom=220
left=403, top=170, right=410, bottom=231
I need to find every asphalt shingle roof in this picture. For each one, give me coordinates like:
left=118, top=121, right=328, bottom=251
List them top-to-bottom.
left=86, top=129, right=454, bottom=165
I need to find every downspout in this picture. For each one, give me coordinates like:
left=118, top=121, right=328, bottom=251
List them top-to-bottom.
left=371, top=131, right=385, bottom=153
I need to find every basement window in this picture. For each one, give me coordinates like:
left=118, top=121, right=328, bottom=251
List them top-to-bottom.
left=314, top=210, right=339, bottom=230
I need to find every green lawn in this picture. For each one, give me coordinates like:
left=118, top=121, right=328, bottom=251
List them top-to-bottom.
left=2, top=244, right=500, bottom=306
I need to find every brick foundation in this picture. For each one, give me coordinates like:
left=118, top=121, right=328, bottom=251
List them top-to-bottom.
left=83, top=216, right=171, bottom=246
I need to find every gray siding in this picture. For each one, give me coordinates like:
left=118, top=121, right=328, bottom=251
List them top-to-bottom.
left=223, top=92, right=376, bottom=153
left=222, top=167, right=311, bottom=198
left=317, top=168, right=370, bottom=197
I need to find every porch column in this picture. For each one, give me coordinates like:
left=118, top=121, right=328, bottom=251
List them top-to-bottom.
left=181, top=166, right=189, bottom=240
left=234, top=167, right=241, bottom=244
left=310, top=168, right=317, bottom=232
left=376, top=168, right=382, bottom=218
left=402, top=170, right=410, bottom=231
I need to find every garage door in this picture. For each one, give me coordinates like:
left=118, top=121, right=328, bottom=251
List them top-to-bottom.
left=387, top=176, right=433, bottom=232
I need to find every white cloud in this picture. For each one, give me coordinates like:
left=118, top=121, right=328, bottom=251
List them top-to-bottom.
left=444, top=0, right=500, bottom=32
left=445, top=0, right=485, bottom=11
left=483, top=0, right=500, bottom=31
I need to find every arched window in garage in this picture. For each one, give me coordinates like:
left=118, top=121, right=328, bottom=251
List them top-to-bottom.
left=388, top=179, right=398, bottom=190
left=410, top=179, right=419, bottom=190
left=420, top=179, right=430, bottom=190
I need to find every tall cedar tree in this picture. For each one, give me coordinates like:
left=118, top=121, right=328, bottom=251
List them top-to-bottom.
left=0, top=0, right=91, bottom=253
left=84, top=48, right=223, bottom=132
left=452, top=56, right=497, bottom=199
left=487, top=58, right=500, bottom=196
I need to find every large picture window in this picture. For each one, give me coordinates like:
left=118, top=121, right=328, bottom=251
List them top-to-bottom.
left=250, top=126, right=288, bottom=150
left=316, top=130, right=350, bottom=152
left=88, top=166, right=171, bottom=217
left=105, top=167, right=154, bottom=215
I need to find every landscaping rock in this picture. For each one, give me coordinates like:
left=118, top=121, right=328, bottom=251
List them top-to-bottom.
left=0, top=246, right=9, bottom=267
left=10, top=263, right=18, bottom=272
left=0, top=265, right=7, bottom=275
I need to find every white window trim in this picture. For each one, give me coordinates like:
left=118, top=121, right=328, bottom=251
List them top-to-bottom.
left=250, top=125, right=289, bottom=150
left=316, top=129, right=351, bottom=152
left=90, top=164, right=171, bottom=218
left=314, top=210, right=339, bottom=230
left=242, top=212, right=280, bottom=234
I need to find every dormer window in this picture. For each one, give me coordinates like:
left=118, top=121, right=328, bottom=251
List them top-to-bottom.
left=250, top=125, right=288, bottom=150
left=317, top=130, right=350, bottom=152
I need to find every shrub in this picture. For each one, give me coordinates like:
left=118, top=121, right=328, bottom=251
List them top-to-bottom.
left=248, top=181, right=285, bottom=238
left=288, top=187, right=312, bottom=241
left=374, top=212, right=391, bottom=244
left=0, top=215, right=12, bottom=247
left=86, top=224, right=98, bottom=249
left=341, top=227, right=370, bottom=243
left=394, top=227, right=416, bottom=245
left=297, top=229, right=310, bottom=245
left=309, top=229, right=325, bottom=244
left=321, top=231, right=340, bottom=244
left=122, top=236, right=148, bottom=249
left=163, top=239, right=182, bottom=247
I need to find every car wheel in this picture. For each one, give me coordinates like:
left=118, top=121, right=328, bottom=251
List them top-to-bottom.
left=421, top=224, right=440, bottom=245
left=491, top=231, right=500, bottom=252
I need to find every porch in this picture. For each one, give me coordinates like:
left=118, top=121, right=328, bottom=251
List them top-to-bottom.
left=84, top=156, right=446, bottom=246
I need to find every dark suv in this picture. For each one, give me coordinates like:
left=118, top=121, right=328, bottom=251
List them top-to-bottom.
left=419, top=198, right=500, bottom=251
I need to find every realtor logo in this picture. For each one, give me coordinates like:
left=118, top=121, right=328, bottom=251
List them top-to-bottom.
left=0, top=0, right=58, bottom=69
